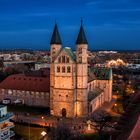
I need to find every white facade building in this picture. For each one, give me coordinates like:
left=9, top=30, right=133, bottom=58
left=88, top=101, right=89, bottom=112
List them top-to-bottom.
left=0, top=105, right=14, bottom=140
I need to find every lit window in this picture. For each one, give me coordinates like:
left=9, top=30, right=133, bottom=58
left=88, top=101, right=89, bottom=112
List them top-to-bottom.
left=57, top=66, right=60, bottom=72
left=62, top=66, right=65, bottom=73
left=67, top=66, right=71, bottom=73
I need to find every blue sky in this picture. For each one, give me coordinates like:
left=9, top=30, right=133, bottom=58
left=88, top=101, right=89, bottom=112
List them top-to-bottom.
left=0, top=0, right=140, bottom=50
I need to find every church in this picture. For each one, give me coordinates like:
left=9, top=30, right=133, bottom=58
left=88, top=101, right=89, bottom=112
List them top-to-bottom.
left=0, top=21, right=112, bottom=118
left=50, top=21, right=112, bottom=118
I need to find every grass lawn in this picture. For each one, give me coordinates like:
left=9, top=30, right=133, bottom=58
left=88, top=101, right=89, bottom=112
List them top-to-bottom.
left=14, top=124, right=46, bottom=140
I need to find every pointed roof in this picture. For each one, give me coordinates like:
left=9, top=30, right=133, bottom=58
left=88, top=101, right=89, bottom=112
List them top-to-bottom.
left=76, top=20, right=88, bottom=44
left=50, top=23, right=62, bottom=44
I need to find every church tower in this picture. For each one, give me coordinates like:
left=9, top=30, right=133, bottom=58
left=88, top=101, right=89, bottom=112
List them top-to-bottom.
left=75, top=20, right=88, bottom=117
left=50, top=21, right=88, bottom=118
left=50, top=23, right=62, bottom=115
left=50, top=23, right=77, bottom=117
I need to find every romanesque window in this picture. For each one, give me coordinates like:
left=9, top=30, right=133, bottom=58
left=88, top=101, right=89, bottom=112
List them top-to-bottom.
left=78, top=48, right=82, bottom=54
left=62, top=56, right=65, bottom=63
left=58, top=57, right=61, bottom=63
left=66, top=57, right=69, bottom=63
left=78, top=57, right=82, bottom=63
left=57, top=66, right=60, bottom=73
left=62, top=66, right=65, bottom=73
left=67, top=66, right=71, bottom=73
left=66, top=95, right=68, bottom=98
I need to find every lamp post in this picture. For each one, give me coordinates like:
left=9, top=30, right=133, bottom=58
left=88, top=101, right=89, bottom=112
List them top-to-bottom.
left=42, top=116, right=44, bottom=129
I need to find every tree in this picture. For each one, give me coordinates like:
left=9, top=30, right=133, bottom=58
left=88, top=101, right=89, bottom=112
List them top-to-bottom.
left=91, top=110, right=112, bottom=140
left=48, top=123, right=73, bottom=140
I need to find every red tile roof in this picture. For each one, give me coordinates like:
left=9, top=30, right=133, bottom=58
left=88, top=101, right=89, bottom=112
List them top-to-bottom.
left=0, top=73, right=50, bottom=92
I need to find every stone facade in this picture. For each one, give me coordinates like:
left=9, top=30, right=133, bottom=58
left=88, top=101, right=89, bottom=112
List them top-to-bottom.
left=50, top=23, right=112, bottom=118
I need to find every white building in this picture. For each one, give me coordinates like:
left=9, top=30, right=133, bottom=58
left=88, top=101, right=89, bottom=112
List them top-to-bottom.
left=0, top=105, right=14, bottom=140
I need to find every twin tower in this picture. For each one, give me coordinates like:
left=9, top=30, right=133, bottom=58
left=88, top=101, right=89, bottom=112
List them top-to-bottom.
left=50, top=21, right=88, bottom=117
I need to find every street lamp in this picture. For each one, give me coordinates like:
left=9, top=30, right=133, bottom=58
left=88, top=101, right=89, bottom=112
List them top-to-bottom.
left=42, top=116, right=45, bottom=128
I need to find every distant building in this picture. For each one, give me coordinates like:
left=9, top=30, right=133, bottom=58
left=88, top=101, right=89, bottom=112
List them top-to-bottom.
left=35, top=62, right=50, bottom=70
left=0, top=69, right=50, bottom=107
left=0, top=105, right=14, bottom=140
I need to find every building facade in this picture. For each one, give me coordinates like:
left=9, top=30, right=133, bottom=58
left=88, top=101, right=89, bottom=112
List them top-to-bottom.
left=50, top=22, right=112, bottom=118
left=0, top=105, right=14, bottom=140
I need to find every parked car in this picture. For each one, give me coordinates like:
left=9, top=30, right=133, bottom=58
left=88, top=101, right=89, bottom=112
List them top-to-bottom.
left=2, top=98, right=11, bottom=104
left=13, top=99, right=23, bottom=104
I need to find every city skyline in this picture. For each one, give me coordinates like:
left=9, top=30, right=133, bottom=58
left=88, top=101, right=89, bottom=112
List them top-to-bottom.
left=0, top=0, right=140, bottom=50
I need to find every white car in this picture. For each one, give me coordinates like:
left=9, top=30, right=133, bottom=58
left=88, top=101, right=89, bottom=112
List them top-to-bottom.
left=2, top=98, right=11, bottom=104
left=13, top=99, right=23, bottom=104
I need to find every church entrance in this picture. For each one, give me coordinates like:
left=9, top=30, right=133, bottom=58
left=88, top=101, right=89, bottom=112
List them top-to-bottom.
left=62, top=108, right=67, bottom=117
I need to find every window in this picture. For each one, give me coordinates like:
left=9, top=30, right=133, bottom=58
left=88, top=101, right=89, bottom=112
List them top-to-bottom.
left=78, top=48, right=82, bottom=54
left=62, top=56, right=65, bottom=63
left=58, top=57, right=61, bottom=63
left=66, top=57, right=69, bottom=63
left=78, top=57, right=82, bottom=63
left=57, top=66, right=60, bottom=72
left=62, top=66, right=65, bottom=73
left=67, top=66, right=71, bottom=73
left=66, top=95, right=68, bottom=98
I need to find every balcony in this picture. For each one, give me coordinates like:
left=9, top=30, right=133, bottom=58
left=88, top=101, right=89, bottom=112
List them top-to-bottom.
left=0, top=113, right=14, bottom=123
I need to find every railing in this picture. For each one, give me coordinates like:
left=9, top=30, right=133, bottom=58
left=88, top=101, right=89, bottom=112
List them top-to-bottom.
left=0, top=113, right=14, bottom=123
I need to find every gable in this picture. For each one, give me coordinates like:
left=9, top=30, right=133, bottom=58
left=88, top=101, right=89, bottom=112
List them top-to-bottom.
left=54, top=47, right=76, bottom=63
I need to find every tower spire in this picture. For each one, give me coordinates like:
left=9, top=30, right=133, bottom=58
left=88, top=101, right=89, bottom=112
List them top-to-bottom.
left=76, top=19, right=88, bottom=44
left=50, top=23, right=62, bottom=44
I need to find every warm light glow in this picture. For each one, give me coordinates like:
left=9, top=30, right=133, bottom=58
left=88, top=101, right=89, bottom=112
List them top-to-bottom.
left=107, top=59, right=127, bottom=67
left=42, top=116, right=44, bottom=119
left=41, top=131, right=47, bottom=136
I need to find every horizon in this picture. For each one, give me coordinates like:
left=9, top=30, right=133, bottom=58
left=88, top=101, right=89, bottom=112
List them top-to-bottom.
left=0, top=0, right=140, bottom=50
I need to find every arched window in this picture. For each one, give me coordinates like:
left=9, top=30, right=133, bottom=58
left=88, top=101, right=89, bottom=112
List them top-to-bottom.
left=78, top=48, right=82, bottom=54
left=62, top=56, right=65, bottom=63
left=58, top=57, right=61, bottom=63
left=66, top=57, right=69, bottom=63
left=79, top=57, right=82, bottom=63
left=57, top=66, right=60, bottom=73
left=62, top=66, right=65, bottom=73
left=67, top=66, right=71, bottom=73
